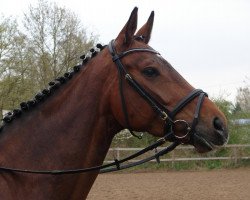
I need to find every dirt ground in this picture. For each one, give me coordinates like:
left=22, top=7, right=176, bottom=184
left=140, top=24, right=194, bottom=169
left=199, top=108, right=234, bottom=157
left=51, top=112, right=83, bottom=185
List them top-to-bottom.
left=87, top=168, right=250, bottom=200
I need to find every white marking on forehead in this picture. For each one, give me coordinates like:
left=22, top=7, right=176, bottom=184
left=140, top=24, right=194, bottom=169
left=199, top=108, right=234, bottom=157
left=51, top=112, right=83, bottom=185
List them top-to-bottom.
left=155, top=54, right=164, bottom=61
left=156, top=54, right=163, bottom=58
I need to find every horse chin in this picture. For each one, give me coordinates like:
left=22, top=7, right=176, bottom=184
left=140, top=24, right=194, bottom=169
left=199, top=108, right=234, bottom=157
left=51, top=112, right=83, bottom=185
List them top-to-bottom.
left=191, top=132, right=216, bottom=153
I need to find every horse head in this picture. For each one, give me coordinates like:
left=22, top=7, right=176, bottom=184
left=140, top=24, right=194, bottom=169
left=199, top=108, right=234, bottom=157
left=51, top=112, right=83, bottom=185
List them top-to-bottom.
left=108, top=7, right=228, bottom=153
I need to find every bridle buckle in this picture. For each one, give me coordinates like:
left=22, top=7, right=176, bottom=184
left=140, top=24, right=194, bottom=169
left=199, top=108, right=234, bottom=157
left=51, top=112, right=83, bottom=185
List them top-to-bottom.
left=125, top=73, right=132, bottom=80
left=161, top=111, right=168, bottom=121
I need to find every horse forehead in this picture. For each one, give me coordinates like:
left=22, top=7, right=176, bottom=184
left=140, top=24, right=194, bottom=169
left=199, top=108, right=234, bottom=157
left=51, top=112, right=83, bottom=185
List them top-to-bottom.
left=132, top=53, right=169, bottom=69
left=146, top=53, right=167, bottom=65
left=156, top=54, right=164, bottom=60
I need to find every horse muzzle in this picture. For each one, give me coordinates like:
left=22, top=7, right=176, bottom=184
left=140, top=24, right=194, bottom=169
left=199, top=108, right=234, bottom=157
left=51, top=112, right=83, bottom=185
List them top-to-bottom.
left=190, top=117, right=229, bottom=153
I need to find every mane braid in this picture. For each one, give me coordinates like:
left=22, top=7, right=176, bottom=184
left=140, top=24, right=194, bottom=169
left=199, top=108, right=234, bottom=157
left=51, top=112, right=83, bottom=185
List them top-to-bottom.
left=0, top=43, right=106, bottom=132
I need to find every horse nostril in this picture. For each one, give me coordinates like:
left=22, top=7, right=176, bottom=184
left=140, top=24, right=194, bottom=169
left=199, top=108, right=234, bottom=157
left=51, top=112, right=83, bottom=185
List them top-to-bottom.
left=213, top=117, right=224, bottom=131
left=213, top=117, right=229, bottom=145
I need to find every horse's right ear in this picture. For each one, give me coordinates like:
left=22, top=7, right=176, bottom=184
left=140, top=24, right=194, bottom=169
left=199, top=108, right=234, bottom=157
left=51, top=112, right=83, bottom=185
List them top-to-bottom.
left=116, top=7, right=138, bottom=47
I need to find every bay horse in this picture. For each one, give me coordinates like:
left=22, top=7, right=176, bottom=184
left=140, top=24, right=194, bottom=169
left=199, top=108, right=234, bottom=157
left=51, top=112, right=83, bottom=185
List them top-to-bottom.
left=0, top=7, right=228, bottom=200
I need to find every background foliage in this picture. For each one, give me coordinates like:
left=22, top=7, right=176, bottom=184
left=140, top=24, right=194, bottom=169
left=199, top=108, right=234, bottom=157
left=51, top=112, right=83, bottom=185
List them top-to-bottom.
left=0, top=0, right=97, bottom=118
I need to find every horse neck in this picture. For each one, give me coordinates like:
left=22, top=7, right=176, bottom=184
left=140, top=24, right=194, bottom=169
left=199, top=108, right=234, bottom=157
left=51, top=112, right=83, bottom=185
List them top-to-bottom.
left=0, top=49, right=123, bottom=200
left=0, top=50, right=120, bottom=170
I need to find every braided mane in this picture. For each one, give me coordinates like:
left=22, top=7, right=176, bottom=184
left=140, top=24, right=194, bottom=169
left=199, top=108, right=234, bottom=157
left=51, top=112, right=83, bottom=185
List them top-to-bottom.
left=0, top=44, right=106, bottom=132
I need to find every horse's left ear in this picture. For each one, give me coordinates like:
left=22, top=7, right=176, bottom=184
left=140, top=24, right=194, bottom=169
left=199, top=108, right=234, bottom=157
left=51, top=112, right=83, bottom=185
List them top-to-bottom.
left=116, top=7, right=138, bottom=47
left=135, top=11, right=154, bottom=44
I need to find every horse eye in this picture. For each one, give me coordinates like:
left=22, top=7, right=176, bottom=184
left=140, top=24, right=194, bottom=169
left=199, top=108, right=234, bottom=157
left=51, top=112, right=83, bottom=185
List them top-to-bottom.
left=142, top=67, right=159, bottom=77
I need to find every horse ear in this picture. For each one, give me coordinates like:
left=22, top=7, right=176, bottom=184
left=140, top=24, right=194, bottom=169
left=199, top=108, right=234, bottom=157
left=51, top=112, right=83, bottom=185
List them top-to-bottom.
left=116, top=7, right=138, bottom=46
left=135, top=11, right=154, bottom=44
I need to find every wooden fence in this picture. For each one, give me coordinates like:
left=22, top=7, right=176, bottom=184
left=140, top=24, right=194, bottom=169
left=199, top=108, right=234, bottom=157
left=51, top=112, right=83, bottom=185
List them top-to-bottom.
left=104, top=144, right=250, bottom=164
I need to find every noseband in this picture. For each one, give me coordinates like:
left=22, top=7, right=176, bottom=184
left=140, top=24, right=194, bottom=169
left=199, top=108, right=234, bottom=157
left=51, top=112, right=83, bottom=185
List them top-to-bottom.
left=108, top=39, right=208, bottom=143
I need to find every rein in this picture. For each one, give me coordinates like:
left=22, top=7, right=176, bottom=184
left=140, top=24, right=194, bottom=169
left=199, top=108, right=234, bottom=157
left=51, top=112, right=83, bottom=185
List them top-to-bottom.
left=0, top=40, right=207, bottom=175
left=0, top=133, right=179, bottom=174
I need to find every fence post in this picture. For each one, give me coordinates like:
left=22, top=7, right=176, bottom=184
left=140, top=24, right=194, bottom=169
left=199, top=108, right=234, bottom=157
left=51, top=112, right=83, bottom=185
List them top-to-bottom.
left=233, top=146, right=238, bottom=164
left=116, top=148, right=120, bottom=160
left=171, top=151, right=175, bottom=168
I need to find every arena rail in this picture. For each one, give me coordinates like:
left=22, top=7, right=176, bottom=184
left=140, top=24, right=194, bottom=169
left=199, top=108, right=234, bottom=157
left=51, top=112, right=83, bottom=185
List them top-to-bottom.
left=104, top=144, right=250, bottom=164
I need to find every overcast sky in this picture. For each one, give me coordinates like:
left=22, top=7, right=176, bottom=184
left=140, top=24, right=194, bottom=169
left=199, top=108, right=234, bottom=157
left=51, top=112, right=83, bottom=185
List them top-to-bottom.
left=1, top=0, right=249, bottom=103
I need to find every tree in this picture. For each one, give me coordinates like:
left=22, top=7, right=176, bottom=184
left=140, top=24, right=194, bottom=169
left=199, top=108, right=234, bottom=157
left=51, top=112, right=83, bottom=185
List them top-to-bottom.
left=0, top=0, right=97, bottom=117
left=23, top=0, right=97, bottom=88
left=0, top=16, right=30, bottom=118
left=0, top=16, right=19, bottom=78
left=236, top=80, right=250, bottom=112
left=212, top=96, right=234, bottom=120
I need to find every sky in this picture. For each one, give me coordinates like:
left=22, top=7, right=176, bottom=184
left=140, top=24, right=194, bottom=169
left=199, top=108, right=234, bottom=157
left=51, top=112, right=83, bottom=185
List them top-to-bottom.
left=1, top=0, right=250, bottom=103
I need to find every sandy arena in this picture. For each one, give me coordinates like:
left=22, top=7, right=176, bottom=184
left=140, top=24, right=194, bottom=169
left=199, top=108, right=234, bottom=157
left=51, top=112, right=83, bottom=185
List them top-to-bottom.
left=87, top=168, right=250, bottom=200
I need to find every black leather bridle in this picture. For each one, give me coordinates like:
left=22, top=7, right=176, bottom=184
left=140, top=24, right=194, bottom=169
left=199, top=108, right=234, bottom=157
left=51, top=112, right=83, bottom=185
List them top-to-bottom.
left=108, top=39, right=208, bottom=143
left=0, top=40, right=208, bottom=175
